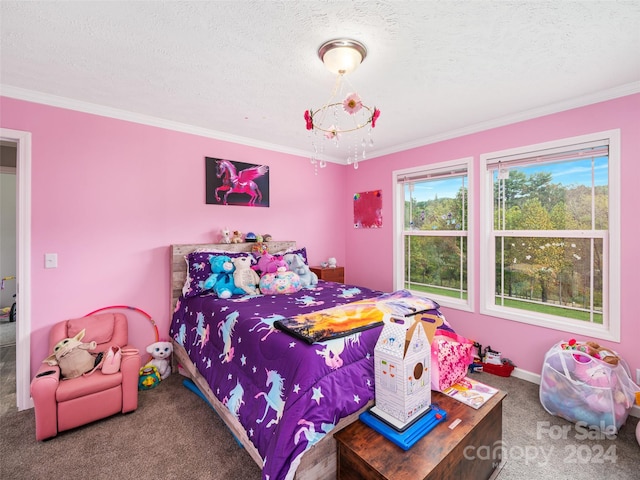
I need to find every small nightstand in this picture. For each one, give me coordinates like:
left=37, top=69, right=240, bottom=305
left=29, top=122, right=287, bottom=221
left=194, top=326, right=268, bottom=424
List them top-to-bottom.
left=310, top=266, right=344, bottom=283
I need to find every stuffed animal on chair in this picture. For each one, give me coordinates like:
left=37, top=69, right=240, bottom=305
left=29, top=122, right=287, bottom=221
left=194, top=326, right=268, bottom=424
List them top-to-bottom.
left=43, top=329, right=99, bottom=379
left=145, top=341, right=173, bottom=380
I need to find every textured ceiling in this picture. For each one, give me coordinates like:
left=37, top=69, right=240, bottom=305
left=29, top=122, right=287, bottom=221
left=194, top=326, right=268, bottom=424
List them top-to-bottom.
left=1, top=1, right=639, bottom=164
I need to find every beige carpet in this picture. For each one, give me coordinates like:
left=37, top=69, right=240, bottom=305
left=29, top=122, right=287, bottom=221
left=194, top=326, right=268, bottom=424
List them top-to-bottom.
left=0, top=320, right=16, bottom=347
left=0, top=370, right=638, bottom=479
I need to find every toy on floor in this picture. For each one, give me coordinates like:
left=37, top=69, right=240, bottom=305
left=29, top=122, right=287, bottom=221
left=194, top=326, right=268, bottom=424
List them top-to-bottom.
left=540, top=340, right=638, bottom=433
left=145, top=341, right=173, bottom=380
left=139, top=365, right=161, bottom=390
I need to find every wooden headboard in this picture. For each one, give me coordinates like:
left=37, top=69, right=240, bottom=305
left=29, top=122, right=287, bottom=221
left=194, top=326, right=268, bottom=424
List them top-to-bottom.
left=170, top=241, right=296, bottom=312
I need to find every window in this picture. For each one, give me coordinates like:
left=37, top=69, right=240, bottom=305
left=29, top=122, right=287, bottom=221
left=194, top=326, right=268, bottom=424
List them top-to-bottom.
left=480, top=130, right=620, bottom=341
left=393, top=158, right=473, bottom=311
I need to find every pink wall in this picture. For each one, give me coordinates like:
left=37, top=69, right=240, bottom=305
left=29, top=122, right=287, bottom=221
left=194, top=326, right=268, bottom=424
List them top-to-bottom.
left=346, top=93, right=640, bottom=377
left=2, top=94, right=638, bottom=380
left=0, top=97, right=350, bottom=376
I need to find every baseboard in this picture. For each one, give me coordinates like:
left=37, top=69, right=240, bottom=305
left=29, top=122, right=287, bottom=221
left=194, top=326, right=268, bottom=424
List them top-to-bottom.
left=511, top=367, right=640, bottom=419
left=511, top=367, right=541, bottom=385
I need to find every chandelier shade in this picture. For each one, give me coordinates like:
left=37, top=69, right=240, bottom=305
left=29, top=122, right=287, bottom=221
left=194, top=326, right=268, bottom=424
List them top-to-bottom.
left=318, top=39, right=367, bottom=75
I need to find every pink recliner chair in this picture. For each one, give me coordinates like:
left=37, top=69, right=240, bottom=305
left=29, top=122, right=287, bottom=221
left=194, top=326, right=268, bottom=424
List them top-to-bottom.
left=30, top=312, right=141, bottom=440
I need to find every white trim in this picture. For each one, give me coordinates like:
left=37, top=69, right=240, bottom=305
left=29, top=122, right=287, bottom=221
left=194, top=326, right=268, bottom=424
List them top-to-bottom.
left=2, top=82, right=639, bottom=165
left=370, top=82, right=640, bottom=160
left=0, top=85, right=318, bottom=163
left=0, top=128, right=32, bottom=411
left=479, top=130, right=621, bottom=342
left=392, top=157, right=474, bottom=312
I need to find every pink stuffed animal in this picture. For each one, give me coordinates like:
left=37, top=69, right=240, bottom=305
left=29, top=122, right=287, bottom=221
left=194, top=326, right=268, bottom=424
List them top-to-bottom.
left=254, top=253, right=287, bottom=274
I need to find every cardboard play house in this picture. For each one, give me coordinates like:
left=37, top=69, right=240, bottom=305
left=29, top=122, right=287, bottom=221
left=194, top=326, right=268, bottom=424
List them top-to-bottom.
left=371, top=312, right=439, bottom=430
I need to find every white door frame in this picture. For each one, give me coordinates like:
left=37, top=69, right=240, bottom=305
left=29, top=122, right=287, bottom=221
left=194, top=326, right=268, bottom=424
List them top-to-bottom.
left=1, top=128, right=32, bottom=411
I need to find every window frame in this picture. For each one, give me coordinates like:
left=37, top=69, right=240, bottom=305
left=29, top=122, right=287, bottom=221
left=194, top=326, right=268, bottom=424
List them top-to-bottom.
left=479, top=130, right=621, bottom=341
left=393, top=157, right=474, bottom=312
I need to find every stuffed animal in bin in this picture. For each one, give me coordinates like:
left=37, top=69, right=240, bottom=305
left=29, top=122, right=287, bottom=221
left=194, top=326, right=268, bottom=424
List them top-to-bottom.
left=283, top=253, right=318, bottom=287
left=231, top=255, right=261, bottom=295
left=43, top=329, right=100, bottom=379
left=145, top=341, right=173, bottom=380
left=585, top=341, right=621, bottom=365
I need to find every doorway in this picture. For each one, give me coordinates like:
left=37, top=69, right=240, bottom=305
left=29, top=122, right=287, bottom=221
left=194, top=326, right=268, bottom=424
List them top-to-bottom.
left=0, top=128, right=32, bottom=411
left=0, top=143, right=17, bottom=414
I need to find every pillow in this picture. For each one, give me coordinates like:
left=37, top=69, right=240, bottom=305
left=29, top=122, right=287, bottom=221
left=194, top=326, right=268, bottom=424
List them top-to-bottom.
left=274, top=246, right=308, bottom=265
left=182, top=251, right=255, bottom=298
left=259, top=271, right=302, bottom=295
left=67, top=313, right=117, bottom=345
left=430, top=329, right=474, bottom=392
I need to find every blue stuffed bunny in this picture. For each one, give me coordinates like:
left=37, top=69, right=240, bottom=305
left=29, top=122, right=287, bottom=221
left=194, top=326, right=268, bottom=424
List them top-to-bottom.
left=203, top=255, right=245, bottom=298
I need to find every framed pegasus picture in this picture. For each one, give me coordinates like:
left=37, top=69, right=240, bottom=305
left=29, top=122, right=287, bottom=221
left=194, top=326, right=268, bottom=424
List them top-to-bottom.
left=205, top=157, right=270, bottom=207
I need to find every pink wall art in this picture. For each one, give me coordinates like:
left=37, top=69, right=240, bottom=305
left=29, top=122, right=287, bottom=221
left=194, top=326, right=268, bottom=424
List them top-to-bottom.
left=206, top=157, right=270, bottom=207
left=354, top=189, right=382, bottom=228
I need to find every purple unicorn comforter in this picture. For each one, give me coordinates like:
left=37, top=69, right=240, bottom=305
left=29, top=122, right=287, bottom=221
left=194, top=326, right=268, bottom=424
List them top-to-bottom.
left=170, top=281, right=383, bottom=479
left=169, top=283, right=446, bottom=480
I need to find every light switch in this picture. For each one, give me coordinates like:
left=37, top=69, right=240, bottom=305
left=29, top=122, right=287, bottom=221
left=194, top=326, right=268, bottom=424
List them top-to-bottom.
left=45, top=253, right=58, bottom=269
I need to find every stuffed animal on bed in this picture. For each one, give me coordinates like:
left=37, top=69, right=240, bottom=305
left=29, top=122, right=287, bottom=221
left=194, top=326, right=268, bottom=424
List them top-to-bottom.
left=254, top=252, right=287, bottom=275
left=284, top=253, right=318, bottom=287
left=204, top=255, right=245, bottom=298
left=231, top=255, right=261, bottom=295
left=259, top=269, right=302, bottom=294
left=43, top=329, right=99, bottom=379
left=145, top=341, right=173, bottom=380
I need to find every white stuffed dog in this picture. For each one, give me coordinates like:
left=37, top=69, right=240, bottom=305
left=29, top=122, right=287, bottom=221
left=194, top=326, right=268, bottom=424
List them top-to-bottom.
left=145, top=341, right=173, bottom=380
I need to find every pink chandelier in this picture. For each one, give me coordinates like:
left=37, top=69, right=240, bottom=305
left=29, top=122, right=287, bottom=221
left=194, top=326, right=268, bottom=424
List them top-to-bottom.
left=304, top=39, right=380, bottom=172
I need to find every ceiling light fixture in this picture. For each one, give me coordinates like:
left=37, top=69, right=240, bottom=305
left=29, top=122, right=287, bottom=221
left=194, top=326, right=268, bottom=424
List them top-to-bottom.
left=304, top=39, right=380, bottom=172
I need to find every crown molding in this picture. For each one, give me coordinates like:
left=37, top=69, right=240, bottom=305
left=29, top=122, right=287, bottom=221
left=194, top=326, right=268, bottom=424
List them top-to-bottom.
left=369, top=81, right=640, bottom=160
left=2, top=82, right=638, bottom=165
left=0, top=85, right=324, bottom=162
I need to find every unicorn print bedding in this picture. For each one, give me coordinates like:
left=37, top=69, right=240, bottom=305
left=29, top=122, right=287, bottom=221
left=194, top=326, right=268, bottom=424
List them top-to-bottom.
left=170, top=281, right=449, bottom=480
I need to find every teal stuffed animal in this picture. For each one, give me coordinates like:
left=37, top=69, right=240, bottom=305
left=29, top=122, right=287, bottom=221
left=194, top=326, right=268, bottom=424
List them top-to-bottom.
left=203, top=255, right=245, bottom=298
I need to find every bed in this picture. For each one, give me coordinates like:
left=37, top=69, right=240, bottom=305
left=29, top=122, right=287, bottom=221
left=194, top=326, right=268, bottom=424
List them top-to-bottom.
left=168, top=242, right=447, bottom=480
